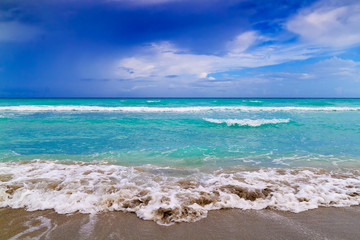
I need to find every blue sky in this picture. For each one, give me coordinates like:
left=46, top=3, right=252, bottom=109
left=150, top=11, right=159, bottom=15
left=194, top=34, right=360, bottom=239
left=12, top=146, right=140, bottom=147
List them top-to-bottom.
left=1, top=0, right=360, bottom=97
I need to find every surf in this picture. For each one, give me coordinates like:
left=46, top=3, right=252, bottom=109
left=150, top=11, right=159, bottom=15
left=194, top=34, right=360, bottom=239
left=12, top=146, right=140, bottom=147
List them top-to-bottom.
left=1, top=160, right=359, bottom=225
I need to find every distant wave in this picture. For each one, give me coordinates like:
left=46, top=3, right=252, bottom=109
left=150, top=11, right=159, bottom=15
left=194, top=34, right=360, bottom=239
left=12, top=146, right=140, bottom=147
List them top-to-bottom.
left=0, top=105, right=360, bottom=112
left=204, top=118, right=290, bottom=127
left=1, top=160, right=360, bottom=225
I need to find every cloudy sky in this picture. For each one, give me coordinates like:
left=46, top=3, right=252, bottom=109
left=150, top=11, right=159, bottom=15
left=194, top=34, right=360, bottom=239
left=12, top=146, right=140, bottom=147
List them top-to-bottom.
left=1, top=0, right=360, bottom=97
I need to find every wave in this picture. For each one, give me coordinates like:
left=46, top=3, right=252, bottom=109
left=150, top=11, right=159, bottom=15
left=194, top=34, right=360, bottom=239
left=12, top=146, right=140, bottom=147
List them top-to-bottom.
left=0, top=105, right=360, bottom=112
left=203, top=118, right=290, bottom=127
left=1, top=160, right=359, bottom=225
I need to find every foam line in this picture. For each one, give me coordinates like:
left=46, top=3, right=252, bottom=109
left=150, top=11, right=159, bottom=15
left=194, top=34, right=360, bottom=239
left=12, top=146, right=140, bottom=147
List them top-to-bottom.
left=1, top=160, right=359, bottom=225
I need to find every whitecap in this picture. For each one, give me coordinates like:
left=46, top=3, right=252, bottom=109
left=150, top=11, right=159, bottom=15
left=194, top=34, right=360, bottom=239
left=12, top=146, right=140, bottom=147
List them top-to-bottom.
left=203, top=118, right=290, bottom=127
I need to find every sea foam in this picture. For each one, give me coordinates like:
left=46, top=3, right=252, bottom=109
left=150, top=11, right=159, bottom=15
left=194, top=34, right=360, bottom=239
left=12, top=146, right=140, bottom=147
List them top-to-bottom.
left=0, top=105, right=360, bottom=112
left=203, top=118, right=290, bottom=127
left=1, top=160, right=359, bottom=225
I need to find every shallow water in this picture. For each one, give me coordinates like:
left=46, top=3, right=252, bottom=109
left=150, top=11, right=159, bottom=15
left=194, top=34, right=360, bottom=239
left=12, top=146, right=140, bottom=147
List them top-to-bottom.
left=0, top=98, right=360, bottom=224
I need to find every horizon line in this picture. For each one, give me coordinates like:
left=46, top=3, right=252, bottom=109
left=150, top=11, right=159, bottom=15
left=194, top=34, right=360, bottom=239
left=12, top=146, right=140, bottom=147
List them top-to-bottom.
left=1, top=97, right=360, bottom=99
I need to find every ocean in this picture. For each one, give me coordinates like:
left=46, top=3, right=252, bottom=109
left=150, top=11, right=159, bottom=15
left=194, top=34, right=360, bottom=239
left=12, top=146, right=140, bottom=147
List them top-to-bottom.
left=1, top=98, right=360, bottom=225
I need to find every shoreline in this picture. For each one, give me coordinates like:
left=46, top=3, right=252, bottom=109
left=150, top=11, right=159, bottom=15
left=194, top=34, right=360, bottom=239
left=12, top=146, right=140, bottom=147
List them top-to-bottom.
left=1, top=207, right=360, bottom=240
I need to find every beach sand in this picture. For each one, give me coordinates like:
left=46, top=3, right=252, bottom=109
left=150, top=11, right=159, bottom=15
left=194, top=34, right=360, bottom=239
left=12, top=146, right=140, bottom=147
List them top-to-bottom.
left=1, top=207, right=360, bottom=240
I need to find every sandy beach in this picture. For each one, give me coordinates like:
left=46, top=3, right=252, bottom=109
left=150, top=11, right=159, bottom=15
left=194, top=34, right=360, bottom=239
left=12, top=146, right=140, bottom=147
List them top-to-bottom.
left=1, top=207, right=360, bottom=240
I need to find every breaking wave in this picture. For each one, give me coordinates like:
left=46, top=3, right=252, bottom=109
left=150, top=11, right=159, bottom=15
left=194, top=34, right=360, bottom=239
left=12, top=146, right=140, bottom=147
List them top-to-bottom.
left=0, top=105, right=360, bottom=112
left=203, top=118, right=290, bottom=127
left=1, top=160, right=359, bottom=225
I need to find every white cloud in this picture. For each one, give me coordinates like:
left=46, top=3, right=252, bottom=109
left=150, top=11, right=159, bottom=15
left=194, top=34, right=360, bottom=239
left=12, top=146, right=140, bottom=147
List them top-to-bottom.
left=286, top=0, right=360, bottom=48
left=0, top=21, right=41, bottom=42
left=227, top=31, right=261, bottom=55
left=112, top=34, right=315, bottom=82
left=115, top=42, right=219, bottom=80
left=243, top=57, right=360, bottom=83
left=309, top=57, right=360, bottom=81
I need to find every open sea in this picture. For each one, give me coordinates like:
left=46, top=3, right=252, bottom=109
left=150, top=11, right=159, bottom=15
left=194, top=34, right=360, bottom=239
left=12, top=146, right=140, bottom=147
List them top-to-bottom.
left=1, top=98, right=360, bottom=225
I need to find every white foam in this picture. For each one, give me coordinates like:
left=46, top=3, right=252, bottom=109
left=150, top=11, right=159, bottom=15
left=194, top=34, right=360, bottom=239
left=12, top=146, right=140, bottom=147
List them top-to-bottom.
left=0, top=105, right=360, bottom=112
left=203, top=118, right=290, bottom=127
left=1, top=160, right=359, bottom=225
left=78, top=215, right=97, bottom=239
left=9, top=216, right=53, bottom=240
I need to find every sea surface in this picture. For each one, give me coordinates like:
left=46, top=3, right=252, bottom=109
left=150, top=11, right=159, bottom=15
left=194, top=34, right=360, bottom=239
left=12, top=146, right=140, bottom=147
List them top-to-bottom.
left=1, top=98, right=360, bottom=225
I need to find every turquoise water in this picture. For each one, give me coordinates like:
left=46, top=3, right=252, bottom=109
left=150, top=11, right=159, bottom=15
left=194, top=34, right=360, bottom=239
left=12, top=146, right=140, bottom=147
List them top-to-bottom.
left=1, top=98, right=360, bottom=224
left=1, top=98, right=360, bottom=168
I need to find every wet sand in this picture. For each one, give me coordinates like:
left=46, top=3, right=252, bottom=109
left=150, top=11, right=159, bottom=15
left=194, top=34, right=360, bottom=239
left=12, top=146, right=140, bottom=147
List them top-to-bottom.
left=1, top=207, right=360, bottom=240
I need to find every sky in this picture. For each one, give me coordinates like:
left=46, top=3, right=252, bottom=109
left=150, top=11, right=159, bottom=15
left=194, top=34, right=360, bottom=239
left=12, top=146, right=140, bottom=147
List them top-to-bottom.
left=1, top=0, right=360, bottom=97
